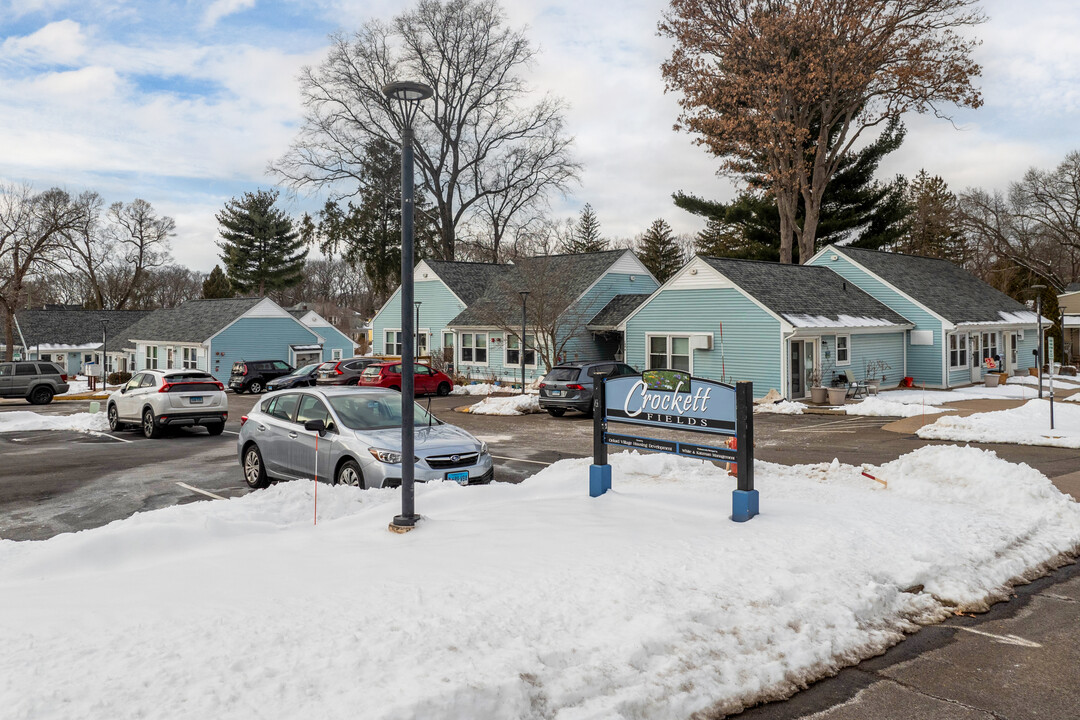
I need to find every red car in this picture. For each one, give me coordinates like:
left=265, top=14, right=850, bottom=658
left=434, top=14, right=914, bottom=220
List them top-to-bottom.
left=358, top=362, right=454, bottom=396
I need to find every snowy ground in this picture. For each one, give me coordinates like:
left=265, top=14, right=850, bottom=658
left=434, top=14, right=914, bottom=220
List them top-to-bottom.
left=56, top=375, right=119, bottom=396
left=1007, top=375, right=1080, bottom=388
left=876, top=383, right=1042, bottom=405
left=465, top=393, right=543, bottom=415
left=844, top=397, right=954, bottom=418
left=917, top=399, right=1080, bottom=449
left=755, top=400, right=807, bottom=415
left=0, top=410, right=108, bottom=433
left=3, top=448, right=1079, bottom=720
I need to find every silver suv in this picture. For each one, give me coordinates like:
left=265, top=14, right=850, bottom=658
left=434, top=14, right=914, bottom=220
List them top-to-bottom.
left=0, top=361, right=70, bottom=405
left=107, top=369, right=229, bottom=438
left=237, top=386, right=493, bottom=489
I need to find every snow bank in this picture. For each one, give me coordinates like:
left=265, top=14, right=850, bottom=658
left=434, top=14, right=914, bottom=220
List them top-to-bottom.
left=1006, top=375, right=1080, bottom=389
left=450, top=383, right=502, bottom=396
left=877, top=384, right=1036, bottom=405
left=465, top=393, right=542, bottom=415
left=845, top=397, right=953, bottom=418
left=918, top=399, right=1080, bottom=448
left=755, top=400, right=807, bottom=415
left=0, top=411, right=108, bottom=433
left=2, top=448, right=1079, bottom=720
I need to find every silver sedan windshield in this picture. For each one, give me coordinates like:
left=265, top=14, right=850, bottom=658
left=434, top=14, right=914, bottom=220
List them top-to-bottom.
left=327, top=393, right=441, bottom=431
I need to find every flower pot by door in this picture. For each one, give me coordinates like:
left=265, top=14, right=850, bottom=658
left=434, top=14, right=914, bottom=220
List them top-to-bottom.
left=985, top=372, right=1000, bottom=387
left=810, top=386, right=828, bottom=404
left=827, top=387, right=848, bottom=405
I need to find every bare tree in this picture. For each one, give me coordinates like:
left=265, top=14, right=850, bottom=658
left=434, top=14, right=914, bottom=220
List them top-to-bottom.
left=272, top=0, right=578, bottom=260
left=661, top=0, right=983, bottom=263
left=0, top=184, right=90, bottom=359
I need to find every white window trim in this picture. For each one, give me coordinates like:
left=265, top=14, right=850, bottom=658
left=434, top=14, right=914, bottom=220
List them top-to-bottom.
left=417, top=327, right=430, bottom=356
left=384, top=328, right=403, bottom=356
left=458, top=331, right=489, bottom=366
left=503, top=333, right=538, bottom=368
left=644, top=333, right=694, bottom=374
left=948, top=333, right=969, bottom=370
left=835, top=334, right=851, bottom=366
left=146, top=345, right=159, bottom=370
left=181, top=347, right=198, bottom=370
left=332, top=348, right=343, bottom=360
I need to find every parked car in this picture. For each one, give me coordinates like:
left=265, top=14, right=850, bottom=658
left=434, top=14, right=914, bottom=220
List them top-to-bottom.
left=315, top=357, right=381, bottom=386
left=228, top=360, right=294, bottom=394
left=0, top=361, right=70, bottom=405
left=357, top=361, right=453, bottom=396
left=538, top=361, right=638, bottom=417
left=265, top=362, right=322, bottom=392
left=107, top=369, right=228, bottom=438
left=237, top=387, right=493, bottom=489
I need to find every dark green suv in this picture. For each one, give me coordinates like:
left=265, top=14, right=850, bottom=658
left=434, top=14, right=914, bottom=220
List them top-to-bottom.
left=0, top=361, right=71, bottom=405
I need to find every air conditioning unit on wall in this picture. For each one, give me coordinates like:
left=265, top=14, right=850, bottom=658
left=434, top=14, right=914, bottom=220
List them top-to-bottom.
left=690, top=334, right=713, bottom=351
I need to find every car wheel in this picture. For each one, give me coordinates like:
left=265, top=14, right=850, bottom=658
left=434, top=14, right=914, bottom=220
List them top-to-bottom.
left=348, top=378, right=360, bottom=386
left=247, top=380, right=263, bottom=394
left=437, top=382, right=451, bottom=396
left=29, top=386, right=53, bottom=405
left=107, top=403, right=125, bottom=431
left=142, top=408, right=162, bottom=439
left=546, top=408, right=566, bottom=417
left=206, top=423, right=225, bottom=436
left=243, top=444, right=270, bottom=489
left=335, top=459, right=364, bottom=488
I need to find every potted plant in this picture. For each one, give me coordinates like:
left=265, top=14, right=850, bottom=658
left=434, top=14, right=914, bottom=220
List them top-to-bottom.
left=863, top=359, right=892, bottom=395
left=807, top=366, right=828, bottom=403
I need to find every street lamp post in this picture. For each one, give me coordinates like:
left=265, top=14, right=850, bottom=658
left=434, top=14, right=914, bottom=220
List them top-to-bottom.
left=384, top=80, right=433, bottom=532
left=1033, top=284, right=1045, bottom=399
left=519, top=292, right=529, bottom=394
left=415, top=301, right=422, bottom=360
left=100, top=320, right=108, bottom=391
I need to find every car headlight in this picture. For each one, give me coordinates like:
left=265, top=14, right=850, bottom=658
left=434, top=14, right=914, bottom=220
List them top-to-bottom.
left=480, top=441, right=489, bottom=455
left=367, top=448, right=420, bottom=464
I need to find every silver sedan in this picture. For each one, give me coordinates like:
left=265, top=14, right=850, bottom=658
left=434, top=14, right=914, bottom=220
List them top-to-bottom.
left=237, top=386, right=493, bottom=490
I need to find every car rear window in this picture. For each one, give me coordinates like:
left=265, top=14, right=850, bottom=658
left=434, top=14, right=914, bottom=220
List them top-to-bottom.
left=231, top=362, right=246, bottom=374
left=37, top=363, right=63, bottom=375
left=361, top=366, right=382, bottom=377
left=545, top=367, right=580, bottom=382
left=166, top=372, right=215, bottom=381
left=162, top=381, right=220, bottom=392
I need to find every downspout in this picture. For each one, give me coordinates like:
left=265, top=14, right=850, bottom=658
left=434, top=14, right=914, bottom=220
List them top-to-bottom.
left=781, top=326, right=797, bottom=399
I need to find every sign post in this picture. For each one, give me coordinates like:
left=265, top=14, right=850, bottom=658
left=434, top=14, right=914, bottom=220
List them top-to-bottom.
left=593, top=369, right=758, bottom=522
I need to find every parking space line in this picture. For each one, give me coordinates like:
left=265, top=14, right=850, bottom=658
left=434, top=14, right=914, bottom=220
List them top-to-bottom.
left=222, top=430, right=240, bottom=435
left=87, top=431, right=134, bottom=444
left=491, top=454, right=556, bottom=466
left=176, top=482, right=227, bottom=500
left=956, top=627, right=1042, bottom=648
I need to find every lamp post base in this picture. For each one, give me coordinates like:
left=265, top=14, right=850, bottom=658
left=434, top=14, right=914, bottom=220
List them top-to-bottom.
left=389, top=514, right=422, bottom=533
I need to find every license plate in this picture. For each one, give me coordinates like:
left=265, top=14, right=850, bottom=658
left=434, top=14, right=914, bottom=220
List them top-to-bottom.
left=550, top=390, right=563, bottom=396
left=189, top=396, right=203, bottom=404
left=446, top=471, right=469, bottom=485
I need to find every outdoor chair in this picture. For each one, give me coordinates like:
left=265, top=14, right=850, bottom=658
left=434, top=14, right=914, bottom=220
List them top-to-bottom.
left=842, top=370, right=868, bottom=399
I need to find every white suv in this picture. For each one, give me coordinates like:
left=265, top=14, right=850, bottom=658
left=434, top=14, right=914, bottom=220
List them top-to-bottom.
left=107, top=370, right=229, bottom=438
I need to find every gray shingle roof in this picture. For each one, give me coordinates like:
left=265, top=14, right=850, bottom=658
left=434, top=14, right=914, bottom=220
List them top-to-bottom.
left=835, top=246, right=1037, bottom=325
left=448, top=250, right=629, bottom=327
left=702, top=257, right=912, bottom=328
left=424, top=260, right=511, bottom=306
left=1065, top=282, right=1080, bottom=294
left=587, top=294, right=653, bottom=330
left=121, top=298, right=264, bottom=343
left=3, top=310, right=153, bottom=348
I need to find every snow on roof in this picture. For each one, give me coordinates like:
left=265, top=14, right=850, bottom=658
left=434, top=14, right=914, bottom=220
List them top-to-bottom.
left=781, top=314, right=906, bottom=329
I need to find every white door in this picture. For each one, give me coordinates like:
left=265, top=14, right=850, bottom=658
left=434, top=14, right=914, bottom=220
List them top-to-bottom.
left=970, top=333, right=981, bottom=383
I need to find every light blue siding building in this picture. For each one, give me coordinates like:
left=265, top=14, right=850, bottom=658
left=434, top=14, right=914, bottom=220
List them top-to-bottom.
left=808, top=245, right=1041, bottom=387
left=621, top=256, right=913, bottom=399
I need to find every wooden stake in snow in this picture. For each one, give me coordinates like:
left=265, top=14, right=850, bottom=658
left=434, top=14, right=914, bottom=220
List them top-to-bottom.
left=314, top=433, right=318, bottom=526
left=861, top=471, right=888, bottom=489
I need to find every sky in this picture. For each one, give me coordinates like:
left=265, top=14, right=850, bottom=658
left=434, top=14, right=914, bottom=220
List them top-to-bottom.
left=2, top=0, right=1079, bottom=271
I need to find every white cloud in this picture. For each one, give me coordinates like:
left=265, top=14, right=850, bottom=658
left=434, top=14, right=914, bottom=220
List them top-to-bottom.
left=201, top=0, right=257, bottom=29
left=0, top=19, right=87, bottom=65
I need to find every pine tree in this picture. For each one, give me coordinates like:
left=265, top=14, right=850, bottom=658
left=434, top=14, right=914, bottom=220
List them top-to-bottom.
left=895, top=170, right=965, bottom=262
left=216, top=190, right=307, bottom=296
left=559, top=203, right=607, bottom=254
left=637, top=219, right=684, bottom=283
left=201, top=265, right=233, bottom=299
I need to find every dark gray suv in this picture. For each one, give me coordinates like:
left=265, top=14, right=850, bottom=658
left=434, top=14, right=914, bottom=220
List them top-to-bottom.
left=0, top=361, right=70, bottom=405
left=538, top=361, right=637, bottom=417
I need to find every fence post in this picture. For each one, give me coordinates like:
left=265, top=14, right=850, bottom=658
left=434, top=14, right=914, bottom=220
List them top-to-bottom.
left=732, top=381, right=758, bottom=521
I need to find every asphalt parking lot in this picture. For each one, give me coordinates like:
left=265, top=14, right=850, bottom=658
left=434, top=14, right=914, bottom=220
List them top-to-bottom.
left=2, top=391, right=1079, bottom=720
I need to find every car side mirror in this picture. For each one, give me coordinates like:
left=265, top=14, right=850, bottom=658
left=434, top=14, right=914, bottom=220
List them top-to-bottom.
left=120, top=387, right=127, bottom=394
left=304, top=419, right=326, bottom=435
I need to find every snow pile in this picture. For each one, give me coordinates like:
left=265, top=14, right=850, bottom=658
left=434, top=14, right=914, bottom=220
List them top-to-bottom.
left=1006, top=375, right=1080, bottom=390
left=450, top=383, right=503, bottom=396
left=877, top=384, right=1035, bottom=405
left=465, top=393, right=542, bottom=415
left=845, top=397, right=953, bottom=418
left=918, top=399, right=1080, bottom=448
left=755, top=400, right=807, bottom=415
left=0, top=411, right=108, bottom=433
left=2, top=448, right=1079, bottom=720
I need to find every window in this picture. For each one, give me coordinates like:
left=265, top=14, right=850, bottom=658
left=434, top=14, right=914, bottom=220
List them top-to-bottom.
left=385, top=330, right=402, bottom=356
left=417, top=331, right=428, bottom=356
left=442, top=332, right=454, bottom=349
left=460, top=332, right=487, bottom=364
left=981, top=332, right=999, bottom=363
left=949, top=333, right=968, bottom=369
left=505, top=334, right=536, bottom=366
left=647, top=335, right=691, bottom=372
left=836, top=335, right=850, bottom=366
left=146, top=346, right=159, bottom=370
left=166, top=347, right=175, bottom=370
left=182, top=347, right=198, bottom=370
left=332, top=348, right=343, bottom=360
left=40, top=354, right=52, bottom=362
left=273, top=361, right=292, bottom=371
left=16, top=363, right=37, bottom=375
left=0, top=364, right=11, bottom=377
left=414, top=364, right=432, bottom=375
left=125, top=374, right=144, bottom=391
left=139, top=374, right=157, bottom=388
left=269, top=394, right=300, bottom=422
left=296, top=395, right=334, bottom=431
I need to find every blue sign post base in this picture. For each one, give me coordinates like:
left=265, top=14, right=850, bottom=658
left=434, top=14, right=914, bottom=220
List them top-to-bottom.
left=590, top=464, right=612, bottom=497
left=731, top=489, right=759, bottom=523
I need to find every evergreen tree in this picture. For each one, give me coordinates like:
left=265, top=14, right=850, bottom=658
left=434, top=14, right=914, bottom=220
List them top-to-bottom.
left=677, top=119, right=910, bottom=262
left=893, top=170, right=965, bottom=262
left=216, top=190, right=306, bottom=296
left=560, top=203, right=607, bottom=253
left=636, top=219, right=684, bottom=283
left=201, top=265, right=234, bottom=299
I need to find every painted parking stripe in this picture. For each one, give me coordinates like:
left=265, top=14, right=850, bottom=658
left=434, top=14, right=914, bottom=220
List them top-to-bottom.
left=222, top=430, right=240, bottom=435
left=87, top=431, right=134, bottom=443
left=175, top=482, right=227, bottom=501
left=956, top=627, right=1042, bottom=648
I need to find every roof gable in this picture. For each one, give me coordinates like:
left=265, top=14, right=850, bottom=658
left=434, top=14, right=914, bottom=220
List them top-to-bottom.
left=834, top=246, right=1036, bottom=325
left=422, top=260, right=511, bottom=306
left=3, top=309, right=153, bottom=348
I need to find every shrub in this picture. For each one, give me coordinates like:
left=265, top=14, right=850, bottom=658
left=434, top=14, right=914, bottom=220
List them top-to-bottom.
left=108, top=371, right=132, bottom=386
